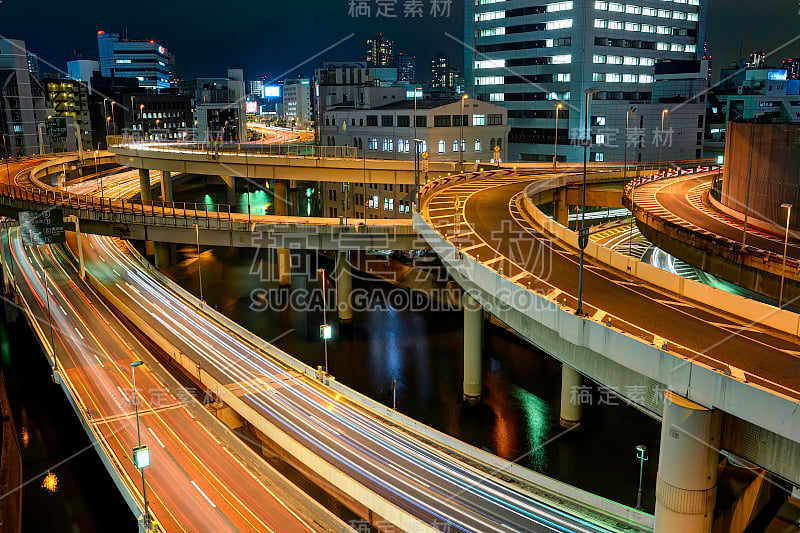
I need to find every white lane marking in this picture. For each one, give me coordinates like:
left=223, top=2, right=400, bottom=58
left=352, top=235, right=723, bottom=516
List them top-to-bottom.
left=74, top=328, right=84, bottom=340
left=92, top=353, right=104, bottom=366
left=117, top=386, right=130, bottom=403
left=148, top=426, right=166, bottom=448
left=191, top=480, right=217, bottom=508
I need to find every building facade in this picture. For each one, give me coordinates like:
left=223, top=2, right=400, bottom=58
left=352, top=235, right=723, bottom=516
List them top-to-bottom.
left=465, top=0, right=709, bottom=162
left=97, top=31, right=173, bottom=90
left=367, top=34, right=395, bottom=67
left=0, top=39, right=51, bottom=156
left=397, top=52, right=417, bottom=84
left=67, top=60, right=100, bottom=91
left=181, top=69, right=247, bottom=142
left=42, top=75, right=93, bottom=149
left=283, top=78, right=313, bottom=127
left=320, top=96, right=510, bottom=163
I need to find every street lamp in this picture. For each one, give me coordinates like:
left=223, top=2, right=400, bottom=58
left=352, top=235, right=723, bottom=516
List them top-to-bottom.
left=413, top=86, right=423, bottom=203
left=576, top=88, right=600, bottom=317
left=459, top=94, right=469, bottom=173
left=553, top=102, right=563, bottom=170
left=139, top=105, right=146, bottom=140
left=625, top=107, right=636, bottom=256
left=658, top=109, right=669, bottom=172
left=779, top=203, right=793, bottom=309
left=194, top=223, right=204, bottom=302
left=317, top=268, right=330, bottom=376
left=129, top=360, right=151, bottom=527
left=635, top=445, right=648, bottom=510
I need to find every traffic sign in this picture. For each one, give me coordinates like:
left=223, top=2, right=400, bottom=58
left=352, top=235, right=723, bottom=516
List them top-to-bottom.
left=46, top=117, right=68, bottom=141
left=19, top=209, right=66, bottom=245
left=577, top=226, right=590, bottom=250
left=133, top=445, right=151, bottom=469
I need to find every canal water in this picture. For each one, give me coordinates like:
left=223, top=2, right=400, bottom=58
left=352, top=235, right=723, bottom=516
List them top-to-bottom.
left=168, top=183, right=662, bottom=513
left=0, top=310, right=135, bottom=532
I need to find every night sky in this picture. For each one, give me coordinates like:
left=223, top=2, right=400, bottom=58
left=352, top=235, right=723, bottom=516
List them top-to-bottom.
left=2, top=0, right=799, bottom=83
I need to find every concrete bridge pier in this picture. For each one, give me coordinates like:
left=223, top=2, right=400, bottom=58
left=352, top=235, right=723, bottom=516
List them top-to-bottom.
left=138, top=169, right=152, bottom=203
left=160, top=171, right=173, bottom=203
left=220, top=176, right=237, bottom=208
left=273, top=179, right=291, bottom=286
left=554, top=187, right=569, bottom=226
left=154, top=242, right=171, bottom=271
left=335, top=251, right=353, bottom=323
left=463, top=294, right=483, bottom=403
left=559, top=365, right=583, bottom=428
left=654, top=391, right=721, bottom=533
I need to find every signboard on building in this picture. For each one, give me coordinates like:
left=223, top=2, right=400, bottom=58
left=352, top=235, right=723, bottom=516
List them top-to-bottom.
left=46, top=117, right=68, bottom=141
left=19, top=209, right=66, bottom=245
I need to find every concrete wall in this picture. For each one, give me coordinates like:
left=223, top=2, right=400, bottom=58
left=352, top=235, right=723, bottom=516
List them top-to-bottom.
left=722, top=122, right=800, bottom=232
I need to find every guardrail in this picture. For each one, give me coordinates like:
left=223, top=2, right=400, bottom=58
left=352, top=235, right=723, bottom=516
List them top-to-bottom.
left=108, top=136, right=359, bottom=160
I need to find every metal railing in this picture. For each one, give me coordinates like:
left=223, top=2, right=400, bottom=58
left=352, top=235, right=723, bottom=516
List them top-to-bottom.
left=108, top=136, right=360, bottom=160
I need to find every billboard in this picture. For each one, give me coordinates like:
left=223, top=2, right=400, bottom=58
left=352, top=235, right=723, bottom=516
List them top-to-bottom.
left=262, top=86, right=281, bottom=98
left=246, top=101, right=258, bottom=114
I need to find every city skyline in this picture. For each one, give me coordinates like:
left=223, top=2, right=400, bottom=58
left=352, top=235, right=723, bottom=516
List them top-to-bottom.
left=1, top=0, right=799, bottom=83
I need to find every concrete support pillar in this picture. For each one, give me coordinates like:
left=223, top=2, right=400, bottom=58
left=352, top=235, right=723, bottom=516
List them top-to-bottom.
left=138, top=169, right=152, bottom=203
left=160, top=171, right=173, bottom=203
left=220, top=176, right=237, bottom=208
left=274, top=179, right=291, bottom=285
left=273, top=180, right=289, bottom=216
left=554, top=187, right=569, bottom=226
left=154, top=242, right=171, bottom=271
left=276, top=249, right=291, bottom=286
left=335, top=251, right=353, bottom=323
left=463, top=294, right=483, bottom=403
left=559, top=365, right=583, bottom=428
left=654, top=391, right=721, bottom=533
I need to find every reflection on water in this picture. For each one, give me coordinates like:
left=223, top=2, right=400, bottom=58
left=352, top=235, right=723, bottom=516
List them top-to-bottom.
left=165, top=244, right=661, bottom=513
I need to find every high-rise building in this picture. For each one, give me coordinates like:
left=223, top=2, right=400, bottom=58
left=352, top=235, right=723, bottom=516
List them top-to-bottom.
left=466, top=0, right=709, bottom=162
left=97, top=31, right=172, bottom=90
left=367, top=34, right=394, bottom=67
left=0, top=39, right=52, bottom=156
left=396, top=52, right=417, bottom=84
left=27, top=53, right=39, bottom=80
left=430, top=53, right=460, bottom=89
left=782, top=58, right=800, bottom=81
left=67, top=60, right=100, bottom=90
left=181, top=69, right=247, bottom=142
left=42, top=74, right=93, bottom=150
left=283, top=78, right=313, bottom=126
left=248, top=80, right=264, bottom=96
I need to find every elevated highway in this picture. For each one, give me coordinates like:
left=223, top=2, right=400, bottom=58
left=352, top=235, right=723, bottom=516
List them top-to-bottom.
left=415, top=167, right=800, bottom=532
left=628, top=172, right=800, bottom=302
left=1, top=227, right=348, bottom=532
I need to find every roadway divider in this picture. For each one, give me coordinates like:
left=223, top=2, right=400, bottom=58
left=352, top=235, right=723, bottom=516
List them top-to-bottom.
left=520, top=173, right=800, bottom=337
left=117, top=240, right=656, bottom=532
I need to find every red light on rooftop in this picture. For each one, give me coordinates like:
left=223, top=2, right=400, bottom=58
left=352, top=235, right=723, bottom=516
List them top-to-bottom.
left=97, top=31, right=105, bottom=35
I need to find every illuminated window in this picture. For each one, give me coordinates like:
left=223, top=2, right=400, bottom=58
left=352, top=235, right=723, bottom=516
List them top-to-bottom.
left=546, top=19, right=573, bottom=30
left=475, top=59, right=506, bottom=69
left=438, top=140, right=446, bottom=153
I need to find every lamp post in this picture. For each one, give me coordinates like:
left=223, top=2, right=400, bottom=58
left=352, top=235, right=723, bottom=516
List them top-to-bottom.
left=413, top=86, right=423, bottom=203
left=576, top=88, right=600, bottom=317
left=459, top=94, right=469, bottom=173
left=553, top=102, right=563, bottom=170
left=139, top=104, right=146, bottom=140
left=625, top=107, right=636, bottom=256
left=658, top=109, right=669, bottom=172
left=779, top=203, right=793, bottom=309
left=317, top=268, right=330, bottom=375
left=130, top=361, right=151, bottom=527
left=635, top=445, right=648, bottom=510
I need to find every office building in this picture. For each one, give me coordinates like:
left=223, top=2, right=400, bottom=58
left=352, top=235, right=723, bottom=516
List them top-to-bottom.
left=466, top=0, right=709, bottom=162
left=97, top=31, right=173, bottom=90
left=367, top=34, right=395, bottom=67
left=0, top=39, right=52, bottom=156
left=397, top=52, right=417, bottom=84
left=431, top=52, right=460, bottom=89
left=27, top=53, right=39, bottom=80
left=782, top=58, right=800, bottom=81
left=67, top=59, right=100, bottom=91
left=181, top=69, right=247, bottom=142
left=42, top=74, right=93, bottom=149
left=89, top=76, right=192, bottom=146
left=283, top=78, right=313, bottom=126
left=248, top=79, right=264, bottom=96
